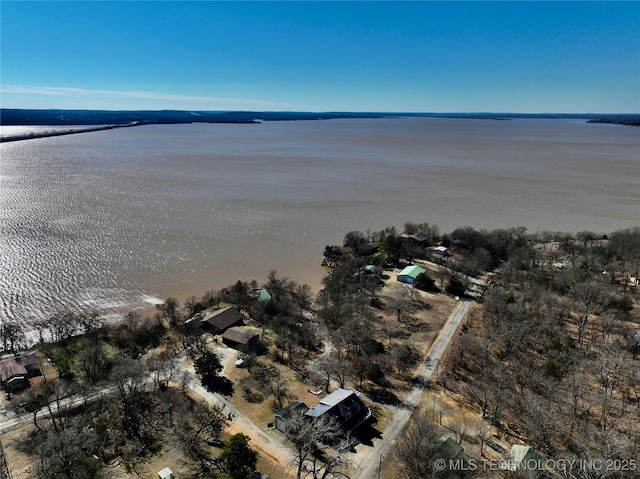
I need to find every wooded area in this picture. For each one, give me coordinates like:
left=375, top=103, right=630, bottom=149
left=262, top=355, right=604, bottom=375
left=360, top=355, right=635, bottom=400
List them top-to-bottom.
left=1, top=224, right=638, bottom=479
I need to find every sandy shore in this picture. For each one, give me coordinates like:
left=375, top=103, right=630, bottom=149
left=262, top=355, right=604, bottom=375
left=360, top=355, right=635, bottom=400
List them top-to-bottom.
left=0, top=123, right=138, bottom=142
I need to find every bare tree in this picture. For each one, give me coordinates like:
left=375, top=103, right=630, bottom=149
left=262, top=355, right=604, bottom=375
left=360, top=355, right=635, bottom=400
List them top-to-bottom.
left=571, top=280, right=601, bottom=348
left=389, top=286, right=411, bottom=321
left=202, top=289, right=222, bottom=309
left=183, top=295, right=201, bottom=318
left=156, top=297, right=181, bottom=328
left=76, top=311, right=105, bottom=344
left=0, top=319, right=26, bottom=353
left=77, top=342, right=110, bottom=384
left=145, top=349, right=180, bottom=391
left=319, top=351, right=352, bottom=390
left=251, top=361, right=290, bottom=410
left=11, top=384, right=48, bottom=430
left=174, top=402, right=228, bottom=475
left=285, top=409, right=354, bottom=479
left=393, top=409, right=460, bottom=479
left=475, top=421, right=492, bottom=457
left=34, top=427, right=105, bottom=479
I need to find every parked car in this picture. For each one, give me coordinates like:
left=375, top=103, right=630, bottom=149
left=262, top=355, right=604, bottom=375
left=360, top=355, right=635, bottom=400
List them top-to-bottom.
left=205, top=436, right=225, bottom=448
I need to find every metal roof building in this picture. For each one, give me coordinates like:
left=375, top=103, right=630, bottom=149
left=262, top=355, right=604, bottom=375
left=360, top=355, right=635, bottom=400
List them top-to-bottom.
left=397, top=265, right=427, bottom=284
left=304, top=388, right=371, bottom=432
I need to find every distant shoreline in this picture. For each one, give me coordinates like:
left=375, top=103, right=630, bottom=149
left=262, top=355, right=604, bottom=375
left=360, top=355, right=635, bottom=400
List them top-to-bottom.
left=2, top=108, right=639, bottom=131
left=2, top=111, right=638, bottom=143
left=0, top=123, right=140, bottom=143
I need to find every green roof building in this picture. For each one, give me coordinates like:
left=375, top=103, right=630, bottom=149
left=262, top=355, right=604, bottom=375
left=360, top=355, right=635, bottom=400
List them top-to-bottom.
left=397, top=265, right=427, bottom=284
left=258, top=288, right=272, bottom=303
left=434, top=434, right=463, bottom=458
left=504, top=445, right=544, bottom=479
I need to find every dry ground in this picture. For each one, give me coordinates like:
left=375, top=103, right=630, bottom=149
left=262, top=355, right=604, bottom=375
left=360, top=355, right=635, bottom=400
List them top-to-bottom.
left=2, top=277, right=457, bottom=479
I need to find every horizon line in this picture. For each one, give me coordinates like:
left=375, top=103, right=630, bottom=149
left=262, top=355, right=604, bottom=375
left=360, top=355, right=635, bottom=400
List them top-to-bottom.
left=2, top=108, right=638, bottom=116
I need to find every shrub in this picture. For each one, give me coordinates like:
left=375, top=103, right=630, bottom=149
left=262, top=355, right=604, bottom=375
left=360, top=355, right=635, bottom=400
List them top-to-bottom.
left=413, top=272, right=440, bottom=293
left=445, top=276, right=467, bottom=296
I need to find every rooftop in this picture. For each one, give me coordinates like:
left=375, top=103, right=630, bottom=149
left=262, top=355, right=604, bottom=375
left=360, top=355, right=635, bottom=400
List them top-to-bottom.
left=398, top=265, right=426, bottom=278
left=202, top=306, right=243, bottom=331
left=221, top=326, right=258, bottom=345
left=0, top=352, right=39, bottom=382
left=319, top=388, right=355, bottom=407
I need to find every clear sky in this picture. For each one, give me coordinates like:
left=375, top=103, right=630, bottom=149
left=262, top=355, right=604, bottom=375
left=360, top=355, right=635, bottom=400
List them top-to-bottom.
left=1, top=1, right=638, bottom=113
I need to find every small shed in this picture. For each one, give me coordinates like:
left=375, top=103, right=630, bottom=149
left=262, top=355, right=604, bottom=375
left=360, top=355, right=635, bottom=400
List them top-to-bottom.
left=434, top=246, right=449, bottom=255
left=363, top=265, right=377, bottom=274
left=397, top=265, right=426, bottom=284
left=258, top=288, right=272, bottom=304
left=275, top=400, right=309, bottom=433
left=434, top=434, right=463, bottom=459
left=504, top=445, right=543, bottom=479
left=158, top=467, right=174, bottom=479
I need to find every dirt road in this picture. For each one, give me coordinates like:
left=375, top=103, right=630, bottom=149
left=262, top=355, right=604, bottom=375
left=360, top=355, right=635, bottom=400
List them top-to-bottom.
left=351, top=299, right=471, bottom=479
left=181, top=347, right=296, bottom=472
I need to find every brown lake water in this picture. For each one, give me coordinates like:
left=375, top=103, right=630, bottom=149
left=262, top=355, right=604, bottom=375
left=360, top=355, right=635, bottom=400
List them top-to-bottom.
left=1, top=118, right=638, bottom=327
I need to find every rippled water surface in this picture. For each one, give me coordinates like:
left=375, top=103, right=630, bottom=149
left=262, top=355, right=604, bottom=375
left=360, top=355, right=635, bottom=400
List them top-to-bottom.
left=1, top=118, right=638, bottom=327
left=0, top=125, right=103, bottom=139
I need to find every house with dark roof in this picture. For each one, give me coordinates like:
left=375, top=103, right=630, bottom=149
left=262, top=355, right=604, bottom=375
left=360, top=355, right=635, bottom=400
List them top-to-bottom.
left=356, top=242, right=380, bottom=257
left=201, top=306, right=244, bottom=334
left=221, top=326, right=262, bottom=353
left=0, top=352, right=41, bottom=393
left=305, top=388, right=371, bottom=432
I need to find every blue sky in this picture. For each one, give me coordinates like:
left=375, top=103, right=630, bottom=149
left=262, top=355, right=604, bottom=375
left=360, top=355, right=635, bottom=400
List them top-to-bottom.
left=1, top=1, right=638, bottom=113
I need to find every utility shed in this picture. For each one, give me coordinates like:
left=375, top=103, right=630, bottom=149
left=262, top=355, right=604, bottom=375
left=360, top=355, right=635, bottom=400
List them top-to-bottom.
left=397, top=265, right=426, bottom=284
left=258, top=288, right=272, bottom=303
left=275, top=400, right=309, bottom=433
left=434, top=434, right=463, bottom=458
left=504, top=445, right=544, bottom=479
left=158, top=467, right=174, bottom=479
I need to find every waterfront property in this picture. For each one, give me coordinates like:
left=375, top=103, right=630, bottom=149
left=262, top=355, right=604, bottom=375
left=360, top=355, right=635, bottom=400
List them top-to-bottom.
left=201, top=306, right=244, bottom=334
left=0, top=352, right=41, bottom=393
